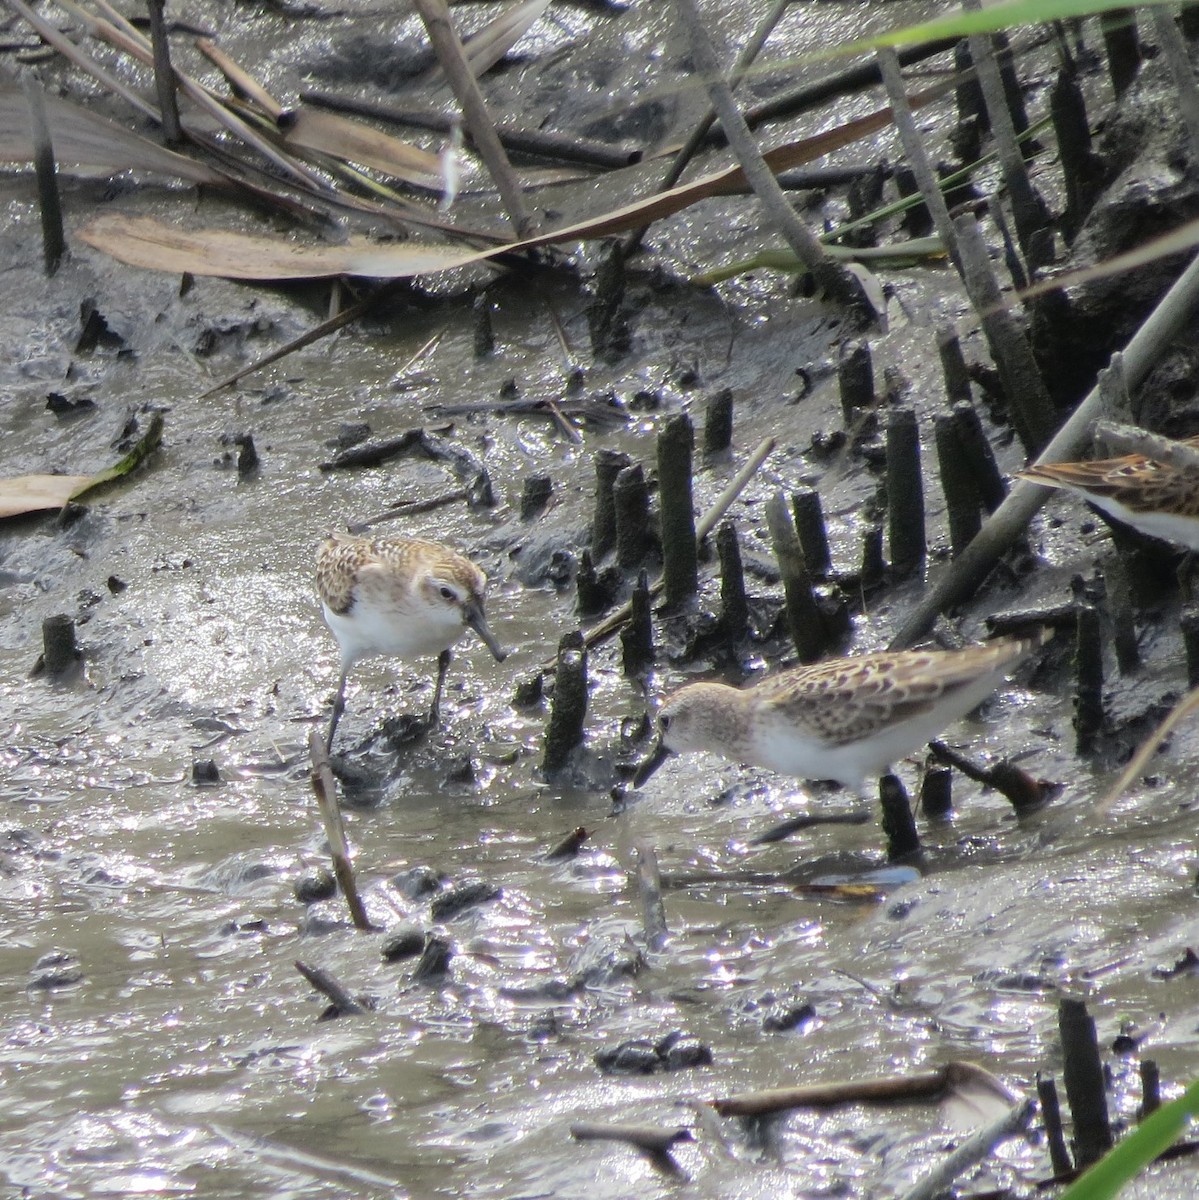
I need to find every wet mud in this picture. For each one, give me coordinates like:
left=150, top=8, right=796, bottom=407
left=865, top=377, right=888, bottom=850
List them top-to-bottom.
left=3, top=2, right=1199, bottom=1197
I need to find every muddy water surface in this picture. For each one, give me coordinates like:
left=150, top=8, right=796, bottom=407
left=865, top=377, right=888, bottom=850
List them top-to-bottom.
left=3, top=2, right=1199, bottom=1196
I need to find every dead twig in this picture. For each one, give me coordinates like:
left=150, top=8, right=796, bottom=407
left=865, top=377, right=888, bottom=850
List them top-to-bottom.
left=411, top=0, right=533, bottom=234
left=623, top=0, right=791, bottom=257
left=671, top=0, right=876, bottom=318
left=889, top=252, right=1199, bottom=649
left=347, top=490, right=471, bottom=533
left=308, top=731, right=376, bottom=932
left=295, top=959, right=369, bottom=1015
left=711, top=1061, right=1013, bottom=1117
left=898, top=1099, right=1035, bottom=1200
left=570, top=1122, right=692, bottom=1155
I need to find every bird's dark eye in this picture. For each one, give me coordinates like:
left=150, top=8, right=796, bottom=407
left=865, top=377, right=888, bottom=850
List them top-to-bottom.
left=439, top=586, right=455, bottom=601
left=659, top=714, right=672, bottom=732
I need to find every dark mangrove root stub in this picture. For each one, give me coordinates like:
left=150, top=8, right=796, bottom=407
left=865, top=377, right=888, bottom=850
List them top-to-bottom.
left=147, top=0, right=182, bottom=146
left=1101, top=8, right=1142, bottom=99
left=994, top=30, right=1032, bottom=134
left=953, top=41, right=986, bottom=128
left=1051, top=67, right=1104, bottom=240
left=24, top=79, right=65, bottom=276
left=953, top=213, right=1056, bottom=453
left=587, top=243, right=631, bottom=360
left=472, top=292, right=495, bottom=357
left=937, top=325, right=972, bottom=405
left=837, top=340, right=874, bottom=425
left=702, top=386, right=734, bottom=456
left=951, top=400, right=1007, bottom=514
left=885, top=408, right=925, bottom=577
left=657, top=413, right=698, bottom=608
left=935, top=414, right=982, bottom=557
left=235, top=432, right=259, bottom=479
left=592, top=448, right=631, bottom=559
left=613, top=463, right=652, bottom=570
left=520, top=474, right=552, bottom=521
left=791, top=489, right=832, bottom=578
left=765, top=492, right=826, bottom=662
left=716, top=520, right=749, bottom=644
left=859, top=521, right=886, bottom=591
left=575, top=549, right=606, bottom=616
left=1103, top=557, right=1140, bottom=675
left=620, top=571, right=655, bottom=676
left=1182, top=605, right=1199, bottom=688
left=1073, top=606, right=1105, bottom=755
left=41, top=613, right=78, bottom=674
left=542, top=630, right=588, bottom=775
left=191, top=758, right=221, bottom=786
left=919, top=765, right=952, bottom=818
left=880, top=773, right=920, bottom=860
left=412, top=934, right=453, bottom=983
left=1058, top=996, right=1114, bottom=1170
left=1139, top=1059, right=1161, bottom=1119
left=1037, top=1074, right=1074, bottom=1178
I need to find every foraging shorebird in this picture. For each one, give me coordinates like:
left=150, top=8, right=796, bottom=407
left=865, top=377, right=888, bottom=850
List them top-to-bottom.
left=1019, top=436, right=1199, bottom=552
left=316, top=532, right=506, bottom=750
left=634, top=634, right=1047, bottom=800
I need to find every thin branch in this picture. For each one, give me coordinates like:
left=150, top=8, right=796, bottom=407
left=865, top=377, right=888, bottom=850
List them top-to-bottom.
left=411, top=0, right=533, bottom=235
left=623, top=0, right=791, bottom=257
left=671, top=0, right=874, bottom=317
left=889, top=249, right=1199, bottom=649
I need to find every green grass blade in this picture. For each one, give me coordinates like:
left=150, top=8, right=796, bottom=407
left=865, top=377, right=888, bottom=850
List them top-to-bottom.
left=836, top=0, right=1177, bottom=57
left=1057, top=1079, right=1199, bottom=1200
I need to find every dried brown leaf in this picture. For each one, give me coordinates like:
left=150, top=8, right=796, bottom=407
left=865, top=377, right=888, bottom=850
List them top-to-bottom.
left=424, top=0, right=552, bottom=85
left=0, top=83, right=223, bottom=185
left=76, top=86, right=948, bottom=281
left=278, top=108, right=442, bottom=187
left=77, top=214, right=493, bottom=279
left=0, top=474, right=95, bottom=519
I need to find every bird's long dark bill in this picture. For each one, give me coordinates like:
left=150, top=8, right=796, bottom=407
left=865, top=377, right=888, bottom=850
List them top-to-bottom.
left=465, top=601, right=508, bottom=662
left=632, top=737, right=672, bottom=787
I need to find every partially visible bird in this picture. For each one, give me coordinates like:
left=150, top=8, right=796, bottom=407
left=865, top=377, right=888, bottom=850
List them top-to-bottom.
left=1019, top=436, right=1199, bottom=552
left=316, top=532, right=507, bottom=750
left=634, top=633, right=1048, bottom=799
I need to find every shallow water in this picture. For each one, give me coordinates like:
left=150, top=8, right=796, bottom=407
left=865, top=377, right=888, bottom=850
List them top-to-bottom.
left=4, top=2, right=1199, bottom=1196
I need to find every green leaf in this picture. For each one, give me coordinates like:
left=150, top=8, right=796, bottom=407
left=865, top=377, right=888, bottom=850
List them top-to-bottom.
left=835, top=0, right=1178, bottom=57
left=1057, top=1079, right=1199, bottom=1200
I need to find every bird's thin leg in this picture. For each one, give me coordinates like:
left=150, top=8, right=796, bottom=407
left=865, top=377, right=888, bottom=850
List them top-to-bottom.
left=429, top=649, right=452, bottom=726
left=325, top=669, right=348, bottom=752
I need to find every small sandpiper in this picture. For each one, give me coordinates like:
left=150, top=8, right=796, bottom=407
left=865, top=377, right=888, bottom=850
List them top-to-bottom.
left=1019, top=439, right=1199, bottom=552
left=316, top=532, right=507, bottom=750
left=634, top=633, right=1047, bottom=800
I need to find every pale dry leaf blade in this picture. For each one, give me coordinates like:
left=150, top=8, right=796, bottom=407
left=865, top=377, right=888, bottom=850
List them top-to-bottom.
left=424, top=0, right=552, bottom=84
left=462, top=0, right=552, bottom=78
left=0, top=83, right=223, bottom=185
left=76, top=87, right=947, bottom=282
left=278, top=108, right=442, bottom=187
left=76, top=213, right=496, bottom=279
left=1017, top=219, right=1199, bottom=303
left=0, top=474, right=95, bottom=519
